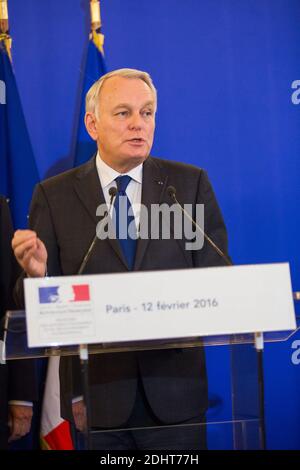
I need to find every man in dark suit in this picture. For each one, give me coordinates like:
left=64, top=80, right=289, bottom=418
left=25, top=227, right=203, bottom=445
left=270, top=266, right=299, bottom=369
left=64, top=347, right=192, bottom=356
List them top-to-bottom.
left=12, top=69, right=229, bottom=450
left=0, top=196, right=36, bottom=449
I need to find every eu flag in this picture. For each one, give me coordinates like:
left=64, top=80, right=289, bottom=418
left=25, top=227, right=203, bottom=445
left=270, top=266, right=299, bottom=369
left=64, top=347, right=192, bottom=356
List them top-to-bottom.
left=73, top=32, right=106, bottom=167
left=0, top=40, right=39, bottom=228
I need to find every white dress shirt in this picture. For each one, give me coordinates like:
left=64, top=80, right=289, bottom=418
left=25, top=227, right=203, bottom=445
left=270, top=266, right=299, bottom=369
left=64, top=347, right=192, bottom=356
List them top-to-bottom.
left=96, top=152, right=143, bottom=230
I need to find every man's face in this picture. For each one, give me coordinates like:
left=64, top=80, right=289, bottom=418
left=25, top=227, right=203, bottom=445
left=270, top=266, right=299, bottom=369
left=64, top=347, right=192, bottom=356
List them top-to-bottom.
left=86, top=76, right=156, bottom=172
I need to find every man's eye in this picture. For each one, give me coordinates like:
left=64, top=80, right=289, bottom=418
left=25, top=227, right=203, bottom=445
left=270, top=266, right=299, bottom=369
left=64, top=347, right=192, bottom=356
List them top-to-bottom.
left=142, top=110, right=153, bottom=117
left=116, top=111, right=128, bottom=117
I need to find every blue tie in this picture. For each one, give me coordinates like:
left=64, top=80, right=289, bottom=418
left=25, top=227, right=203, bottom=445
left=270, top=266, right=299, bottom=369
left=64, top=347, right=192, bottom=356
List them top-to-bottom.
left=114, top=175, right=137, bottom=270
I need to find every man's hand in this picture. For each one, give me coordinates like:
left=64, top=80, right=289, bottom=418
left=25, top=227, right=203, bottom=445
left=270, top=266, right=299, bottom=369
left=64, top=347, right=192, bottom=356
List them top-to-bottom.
left=12, top=230, right=47, bottom=277
left=72, top=400, right=87, bottom=432
left=8, top=405, right=33, bottom=442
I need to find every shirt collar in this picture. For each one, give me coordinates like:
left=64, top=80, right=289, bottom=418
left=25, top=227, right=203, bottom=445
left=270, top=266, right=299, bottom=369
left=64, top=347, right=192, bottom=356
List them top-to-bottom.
left=96, top=152, right=143, bottom=188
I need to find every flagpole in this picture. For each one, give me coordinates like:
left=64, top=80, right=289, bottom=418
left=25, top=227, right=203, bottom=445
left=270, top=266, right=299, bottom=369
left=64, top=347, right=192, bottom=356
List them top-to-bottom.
left=0, top=0, right=12, bottom=59
left=0, top=0, right=8, bottom=33
left=73, top=0, right=106, bottom=167
left=90, top=0, right=104, bottom=55
left=90, top=0, right=101, bottom=30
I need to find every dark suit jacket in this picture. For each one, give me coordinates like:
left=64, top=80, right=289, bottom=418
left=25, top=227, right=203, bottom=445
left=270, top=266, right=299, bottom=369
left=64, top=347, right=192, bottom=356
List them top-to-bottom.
left=16, top=156, right=229, bottom=428
left=0, top=196, right=37, bottom=448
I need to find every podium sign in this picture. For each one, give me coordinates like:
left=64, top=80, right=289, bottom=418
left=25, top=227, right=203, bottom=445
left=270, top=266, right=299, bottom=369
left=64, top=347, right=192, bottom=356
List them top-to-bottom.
left=24, top=263, right=296, bottom=347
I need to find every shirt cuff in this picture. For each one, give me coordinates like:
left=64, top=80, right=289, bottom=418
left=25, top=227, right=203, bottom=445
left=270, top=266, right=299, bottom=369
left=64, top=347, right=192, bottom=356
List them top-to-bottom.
left=72, top=396, right=84, bottom=404
left=8, top=400, right=33, bottom=407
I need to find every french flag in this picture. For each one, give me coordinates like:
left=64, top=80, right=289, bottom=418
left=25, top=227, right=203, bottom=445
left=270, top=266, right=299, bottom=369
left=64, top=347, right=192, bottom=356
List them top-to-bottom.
left=39, top=284, right=90, bottom=303
left=72, top=284, right=90, bottom=301
left=40, top=357, right=74, bottom=450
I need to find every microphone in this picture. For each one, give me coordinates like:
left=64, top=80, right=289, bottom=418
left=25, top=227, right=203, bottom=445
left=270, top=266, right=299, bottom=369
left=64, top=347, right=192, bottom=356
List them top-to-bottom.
left=167, top=185, right=232, bottom=266
left=77, top=186, right=117, bottom=275
left=108, top=186, right=118, bottom=199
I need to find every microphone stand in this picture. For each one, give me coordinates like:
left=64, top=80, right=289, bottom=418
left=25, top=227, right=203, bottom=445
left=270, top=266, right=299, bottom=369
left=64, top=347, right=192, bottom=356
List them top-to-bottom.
left=167, top=186, right=266, bottom=450
left=77, top=187, right=117, bottom=450
left=254, top=332, right=266, bottom=449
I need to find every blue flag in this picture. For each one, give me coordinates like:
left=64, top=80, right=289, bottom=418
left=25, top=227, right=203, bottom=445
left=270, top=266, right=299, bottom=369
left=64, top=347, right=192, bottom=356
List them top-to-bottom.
left=73, top=34, right=106, bottom=167
left=0, top=41, right=39, bottom=228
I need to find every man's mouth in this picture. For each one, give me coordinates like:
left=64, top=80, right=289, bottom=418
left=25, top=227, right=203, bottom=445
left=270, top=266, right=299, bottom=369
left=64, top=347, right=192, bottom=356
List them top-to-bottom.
left=127, top=138, right=145, bottom=143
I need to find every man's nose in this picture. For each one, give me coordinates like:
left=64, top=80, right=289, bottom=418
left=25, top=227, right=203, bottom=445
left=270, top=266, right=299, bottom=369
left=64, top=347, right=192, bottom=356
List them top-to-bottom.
left=129, top=112, right=143, bottom=129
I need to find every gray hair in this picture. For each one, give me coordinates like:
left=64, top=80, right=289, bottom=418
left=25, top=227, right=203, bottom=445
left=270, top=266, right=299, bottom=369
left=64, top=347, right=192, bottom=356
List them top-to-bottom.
left=85, top=68, right=157, bottom=118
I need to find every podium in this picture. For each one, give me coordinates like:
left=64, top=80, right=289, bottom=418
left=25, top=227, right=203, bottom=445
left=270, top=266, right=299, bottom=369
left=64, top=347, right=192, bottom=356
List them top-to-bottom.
left=1, top=263, right=299, bottom=450
left=2, top=313, right=299, bottom=450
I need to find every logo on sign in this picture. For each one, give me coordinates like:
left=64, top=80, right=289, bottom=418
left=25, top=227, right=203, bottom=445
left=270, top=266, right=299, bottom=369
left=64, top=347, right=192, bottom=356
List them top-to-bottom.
left=38, top=284, right=90, bottom=304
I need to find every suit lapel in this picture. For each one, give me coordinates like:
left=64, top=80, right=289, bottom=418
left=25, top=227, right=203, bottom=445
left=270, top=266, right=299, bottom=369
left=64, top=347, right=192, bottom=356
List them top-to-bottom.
left=72, top=156, right=168, bottom=271
left=73, top=156, right=127, bottom=268
left=73, top=156, right=103, bottom=225
left=133, top=157, right=168, bottom=270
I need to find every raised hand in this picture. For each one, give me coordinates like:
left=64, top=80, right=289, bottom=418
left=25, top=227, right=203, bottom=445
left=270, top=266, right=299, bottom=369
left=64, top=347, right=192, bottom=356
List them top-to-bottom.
left=12, top=230, right=48, bottom=277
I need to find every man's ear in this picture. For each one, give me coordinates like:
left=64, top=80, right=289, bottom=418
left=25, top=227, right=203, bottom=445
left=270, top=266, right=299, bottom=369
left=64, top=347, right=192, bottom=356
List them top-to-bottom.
left=84, top=112, right=98, bottom=141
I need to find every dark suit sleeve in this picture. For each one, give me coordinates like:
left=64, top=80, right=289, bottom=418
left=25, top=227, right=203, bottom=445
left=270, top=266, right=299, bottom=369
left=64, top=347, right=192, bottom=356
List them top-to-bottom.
left=192, top=170, right=230, bottom=268
left=14, top=183, right=62, bottom=308
left=28, top=184, right=62, bottom=276
left=7, top=361, right=37, bottom=402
